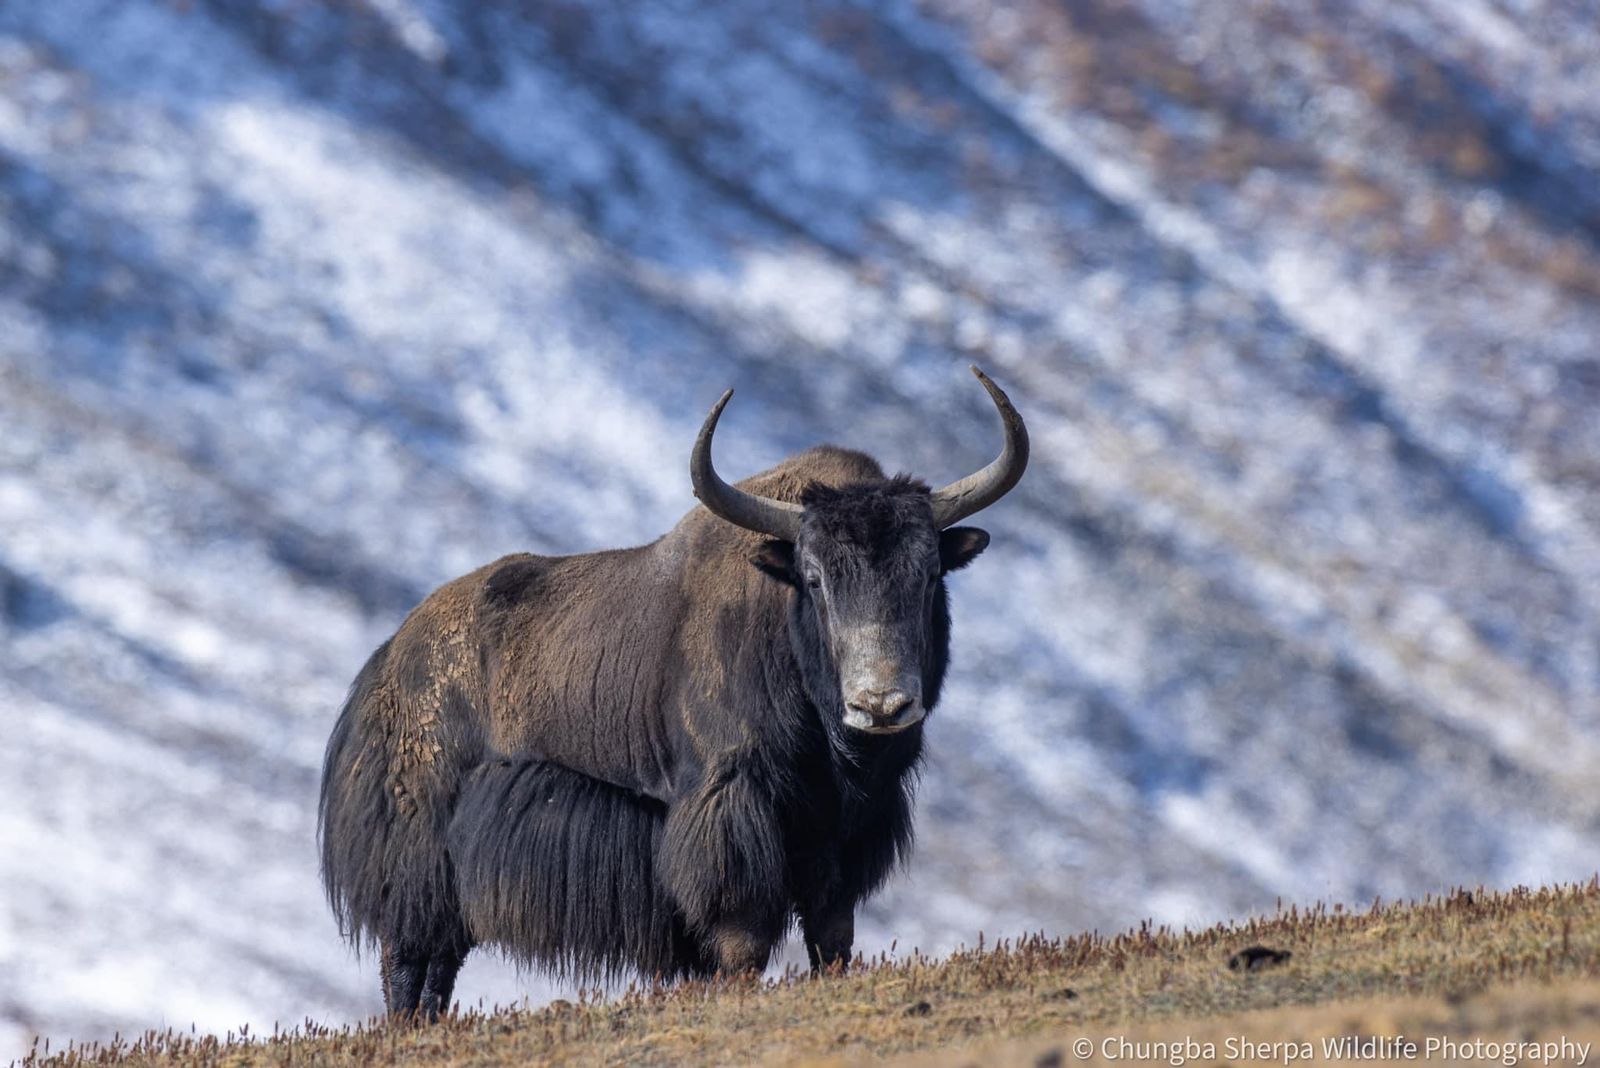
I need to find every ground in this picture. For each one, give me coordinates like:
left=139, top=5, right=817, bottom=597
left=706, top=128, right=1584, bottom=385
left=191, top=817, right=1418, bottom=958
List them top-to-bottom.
left=16, top=881, right=1600, bottom=1067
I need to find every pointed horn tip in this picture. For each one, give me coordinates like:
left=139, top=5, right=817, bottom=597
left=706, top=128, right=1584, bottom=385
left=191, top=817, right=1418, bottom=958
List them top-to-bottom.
left=928, top=363, right=1029, bottom=527
left=967, top=364, right=1002, bottom=395
left=969, top=365, right=1019, bottom=416
left=689, top=386, right=803, bottom=540
left=696, top=389, right=736, bottom=442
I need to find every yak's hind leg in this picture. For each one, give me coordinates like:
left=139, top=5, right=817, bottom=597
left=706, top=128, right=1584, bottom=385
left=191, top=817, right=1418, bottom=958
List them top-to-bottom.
left=321, top=639, right=476, bottom=1023
left=660, top=752, right=791, bottom=975
left=381, top=932, right=470, bottom=1023
left=381, top=942, right=429, bottom=1019
left=419, top=942, right=469, bottom=1020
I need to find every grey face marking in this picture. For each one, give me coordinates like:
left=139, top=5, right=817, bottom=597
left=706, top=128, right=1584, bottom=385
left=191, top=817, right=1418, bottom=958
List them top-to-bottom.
left=801, top=536, right=940, bottom=735
left=834, top=619, right=926, bottom=734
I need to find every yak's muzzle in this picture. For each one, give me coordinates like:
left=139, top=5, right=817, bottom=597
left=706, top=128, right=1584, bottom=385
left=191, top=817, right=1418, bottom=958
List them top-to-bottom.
left=843, top=686, right=925, bottom=734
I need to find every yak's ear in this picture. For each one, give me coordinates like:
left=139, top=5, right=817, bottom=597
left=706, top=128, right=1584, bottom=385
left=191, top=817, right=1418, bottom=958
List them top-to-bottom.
left=939, top=527, right=990, bottom=572
left=750, top=539, right=797, bottom=585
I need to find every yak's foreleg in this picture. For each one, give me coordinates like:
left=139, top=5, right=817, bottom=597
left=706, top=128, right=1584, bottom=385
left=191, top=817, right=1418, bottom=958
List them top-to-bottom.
left=660, top=752, right=789, bottom=975
left=795, top=853, right=855, bottom=973
left=800, top=899, right=855, bottom=974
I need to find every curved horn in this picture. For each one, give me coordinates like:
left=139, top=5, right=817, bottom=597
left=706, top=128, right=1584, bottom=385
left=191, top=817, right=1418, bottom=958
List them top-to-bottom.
left=930, top=367, right=1030, bottom=528
left=690, top=389, right=805, bottom=541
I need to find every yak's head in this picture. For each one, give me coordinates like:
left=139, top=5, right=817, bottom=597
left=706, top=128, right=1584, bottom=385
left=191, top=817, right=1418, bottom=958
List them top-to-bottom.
left=690, top=367, right=1028, bottom=736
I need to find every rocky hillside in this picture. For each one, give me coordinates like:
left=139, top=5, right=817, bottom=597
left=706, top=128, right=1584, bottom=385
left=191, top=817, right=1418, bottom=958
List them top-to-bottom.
left=2, top=0, right=1598, bottom=1055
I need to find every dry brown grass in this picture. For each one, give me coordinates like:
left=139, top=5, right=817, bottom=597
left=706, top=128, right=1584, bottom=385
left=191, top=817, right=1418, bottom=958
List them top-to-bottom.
left=18, top=882, right=1600, bottom=1067
left=900, top=979, right=1600, bottom=1067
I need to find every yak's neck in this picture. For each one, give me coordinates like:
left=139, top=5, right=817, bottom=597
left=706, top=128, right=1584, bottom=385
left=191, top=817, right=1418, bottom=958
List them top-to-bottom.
left=747, top=658, right=922, bottom=821
left=831, top=720, right=923, bottom=787
left=828, top=722, right=921, bottom=883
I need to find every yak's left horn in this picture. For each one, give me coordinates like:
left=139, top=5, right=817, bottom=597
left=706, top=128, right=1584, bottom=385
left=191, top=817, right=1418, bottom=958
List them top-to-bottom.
left=929, top=367, right=1029, bottom=528
left=691, top=389, right=805, bottom=541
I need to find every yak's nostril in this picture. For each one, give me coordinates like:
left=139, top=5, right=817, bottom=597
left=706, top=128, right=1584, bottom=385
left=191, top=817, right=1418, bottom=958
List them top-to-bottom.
left=848, top=689, right=915, bottom=723
left=878, top=691, right=913, bottom=720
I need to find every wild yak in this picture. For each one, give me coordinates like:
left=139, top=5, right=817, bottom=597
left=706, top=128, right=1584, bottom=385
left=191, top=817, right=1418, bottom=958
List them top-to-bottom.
left=319, top=367, right=1029, bottom=1020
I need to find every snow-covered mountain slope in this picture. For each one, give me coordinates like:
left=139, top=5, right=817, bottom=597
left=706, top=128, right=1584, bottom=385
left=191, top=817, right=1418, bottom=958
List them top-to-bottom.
left=2, top=0, right=1598, bottom=1054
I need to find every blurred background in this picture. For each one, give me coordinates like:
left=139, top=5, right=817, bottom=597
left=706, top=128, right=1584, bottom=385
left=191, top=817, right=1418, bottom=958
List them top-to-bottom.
left=3, top=0, right=1599, bottom=1055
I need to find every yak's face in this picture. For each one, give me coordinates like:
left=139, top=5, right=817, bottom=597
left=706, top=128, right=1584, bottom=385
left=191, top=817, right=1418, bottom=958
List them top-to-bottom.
left=694, top=369, right=1026, bottom=732
left=752, top=479, right=989, bottom=735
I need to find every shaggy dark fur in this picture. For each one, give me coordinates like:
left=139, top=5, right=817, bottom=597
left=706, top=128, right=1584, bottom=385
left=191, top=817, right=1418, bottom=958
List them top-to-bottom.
left=318, top=446, right=994, bottom=1017
left=319, top=638, right=468, bottom=959
left=448, top=758, right=710, bottom=980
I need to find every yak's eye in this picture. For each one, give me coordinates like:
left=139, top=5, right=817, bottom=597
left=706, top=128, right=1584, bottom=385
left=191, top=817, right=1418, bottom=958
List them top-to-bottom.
left=806, top=573, right=823, bottom=591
